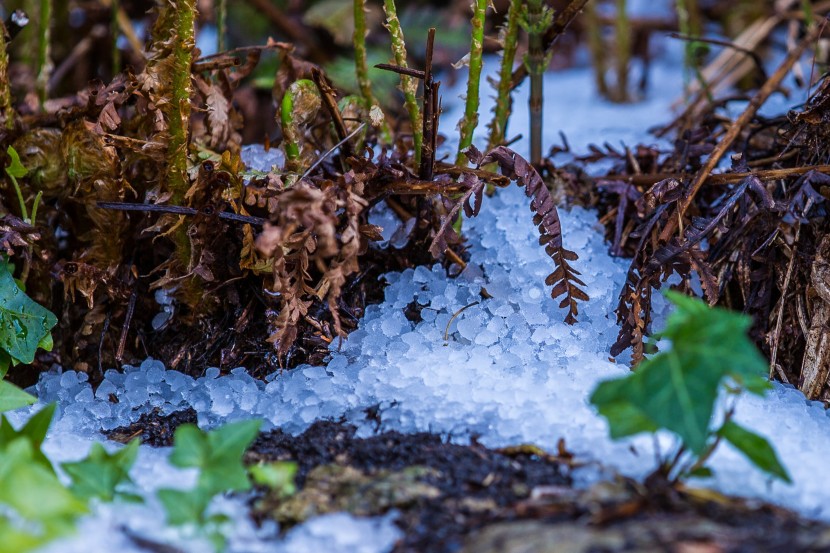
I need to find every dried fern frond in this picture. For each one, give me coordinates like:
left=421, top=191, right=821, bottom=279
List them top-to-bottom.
left=462, top=145, right=589, bottom=324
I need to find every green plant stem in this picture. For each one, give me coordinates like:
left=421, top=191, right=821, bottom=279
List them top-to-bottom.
left=36, top=0, right=52, bottom=110
left=167, top=0, right=195, bottom=206
left=216, top=0, right=226, bottom=52
left=353, top=0, right=391, bottom=143
left=353, top=0, right=376, bottom=111
left=382, top=0, right=421, bottom=164
left=456, top=0, right=487, bottom=165
left=487, top=0, right=521, bottom=150
left=526, top=0, right=546, bottom=165
left=584, top=0, right=609, bottom=99
left=613, top=0, right=630, bottom=102
left=676, top=0, right=703, bottom=97
left=0, top=21, right=14, bottom=130
left=280, top=79, right=321, bottom=172
left=281, top=88, right=299, bottom=163
left=7, top=174, right=28, bottom=222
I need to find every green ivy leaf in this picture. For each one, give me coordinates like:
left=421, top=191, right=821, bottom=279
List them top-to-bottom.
left=4, top=146, right=28, bottom=179
left=0, top=262, right=57, bottom=364
left=591, top=292, right=767, bottom=454
left=0, top=381, right=36, bottom=413
left=0, top=404, right=56, bottom=470
left=170, top=420, right=261, bottom=496
left=718, top=420, right=792, bottom=483
left=169, top=424, right=210, bottom=468
left=0, top=438, right=87, bottom=523
left=62, top=439, right=141, bottom=502
left=688, top=466, right=714, bottom=479
left=158, top=487, right=213, bottom=526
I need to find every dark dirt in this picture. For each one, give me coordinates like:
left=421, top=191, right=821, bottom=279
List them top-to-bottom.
left=104, top=407, right=198, bottom=446
left=104, top=411, right=830, bottom=553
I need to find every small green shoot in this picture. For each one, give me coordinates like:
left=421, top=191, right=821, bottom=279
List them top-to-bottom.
left=590, top=292, right=790, bottom=484
left=159, top=419, right=262, bottom=550
left=61, top=439, right=142, bottom=503
left=249, top=461, right=297, bottom=499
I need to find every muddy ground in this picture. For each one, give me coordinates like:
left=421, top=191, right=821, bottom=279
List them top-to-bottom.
left=107, top=409, right=830, bottom=553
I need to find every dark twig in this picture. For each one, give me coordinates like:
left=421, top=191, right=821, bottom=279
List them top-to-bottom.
left=420, top=28, right=437, bottom=181
left=374, top=63, right=425, bottom=80
left=311, top=67, right=351, bottom=158
left=95, top=202, right=267, bottom=226
left=116, top=286, right=138, bottom=363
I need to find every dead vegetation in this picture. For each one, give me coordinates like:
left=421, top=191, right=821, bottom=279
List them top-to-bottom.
left=0, top=0, right=829, bottom=404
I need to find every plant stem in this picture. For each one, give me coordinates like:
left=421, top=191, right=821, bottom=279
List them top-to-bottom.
left=36, top=0, right=52, bottom=110
left=167, top=0, right=195, bottom=206
left=216, top=0, right=226, bottom=52
left=353, top=0, right=391, bottom=144
left=353, top=0, right=376, bottom=111
left=382, top=0, right=421, bottom=164
left=456, top=0, right=487, bottom=165
left=487, top=0, right=521, bottom=150
left=526, top=0, right=547, bottom=165
left=584, top=0, right=609, bottom=99
left=613, top=0, right=630, bottom=102
left=0, top=20, right=14, bottom=130
left=420, top=28, right=437, bottom=180
left=280, top=79, right=321, bottom=172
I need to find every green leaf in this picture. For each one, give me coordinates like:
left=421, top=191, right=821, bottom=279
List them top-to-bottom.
left=5, top=146, right=28, bottom=179
left=0, top=262, right=58, bottom=364
left=591, top=292, right=768, bottom=454
left=0, top=351, right=10, bottom=379
left=589, top=379, right=658, bottom=439
left=0, top=380, right=36, bottom=412
left=0, top=405, right=57, bottom=468
left=207, top=419, right=261, bottom=463
left=169, top=420, right=261, bottom=496
left=718, top=421, right=791, bottom=483
left=169, top=424, right=210, bottom=468
left=0, top=438, right=87, bottom=522
left=62, top=439, right=140, bottom=502
left=249, top=461, right=297, bottom=498
left=688, top=466, right=714, bottom=479
left=158, top=487, right=212, bottom=526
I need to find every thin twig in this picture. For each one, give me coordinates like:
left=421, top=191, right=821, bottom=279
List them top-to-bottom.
left=420, top=28, right=437, bottom=180
left=311, top=67, right=352, bottom=157
left=301, top=122, right=367, bottom=179
left=598, top=163, right=830, bottom=187
left=96, top=202, right=267, bottom=226
left=443, top=301, right=479, bottom=342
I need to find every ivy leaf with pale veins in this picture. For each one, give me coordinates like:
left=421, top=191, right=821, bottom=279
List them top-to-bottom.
left=0, top=261, right=57, bottom=364
left=592, top=291, right=768, bottom=454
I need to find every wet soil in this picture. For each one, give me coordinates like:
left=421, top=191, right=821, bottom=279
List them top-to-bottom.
left=108, top=410, right=830, bottom=553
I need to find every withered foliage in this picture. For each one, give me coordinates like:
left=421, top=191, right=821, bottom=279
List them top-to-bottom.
left=0, top=3, right=590, bottom=378
left=587, top=40, right=830, bottom=400
left=464, top=145, right=587, bottom=324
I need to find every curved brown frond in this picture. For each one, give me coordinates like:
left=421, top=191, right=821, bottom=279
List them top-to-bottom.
left=479, top=146, right=588, bottom=324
